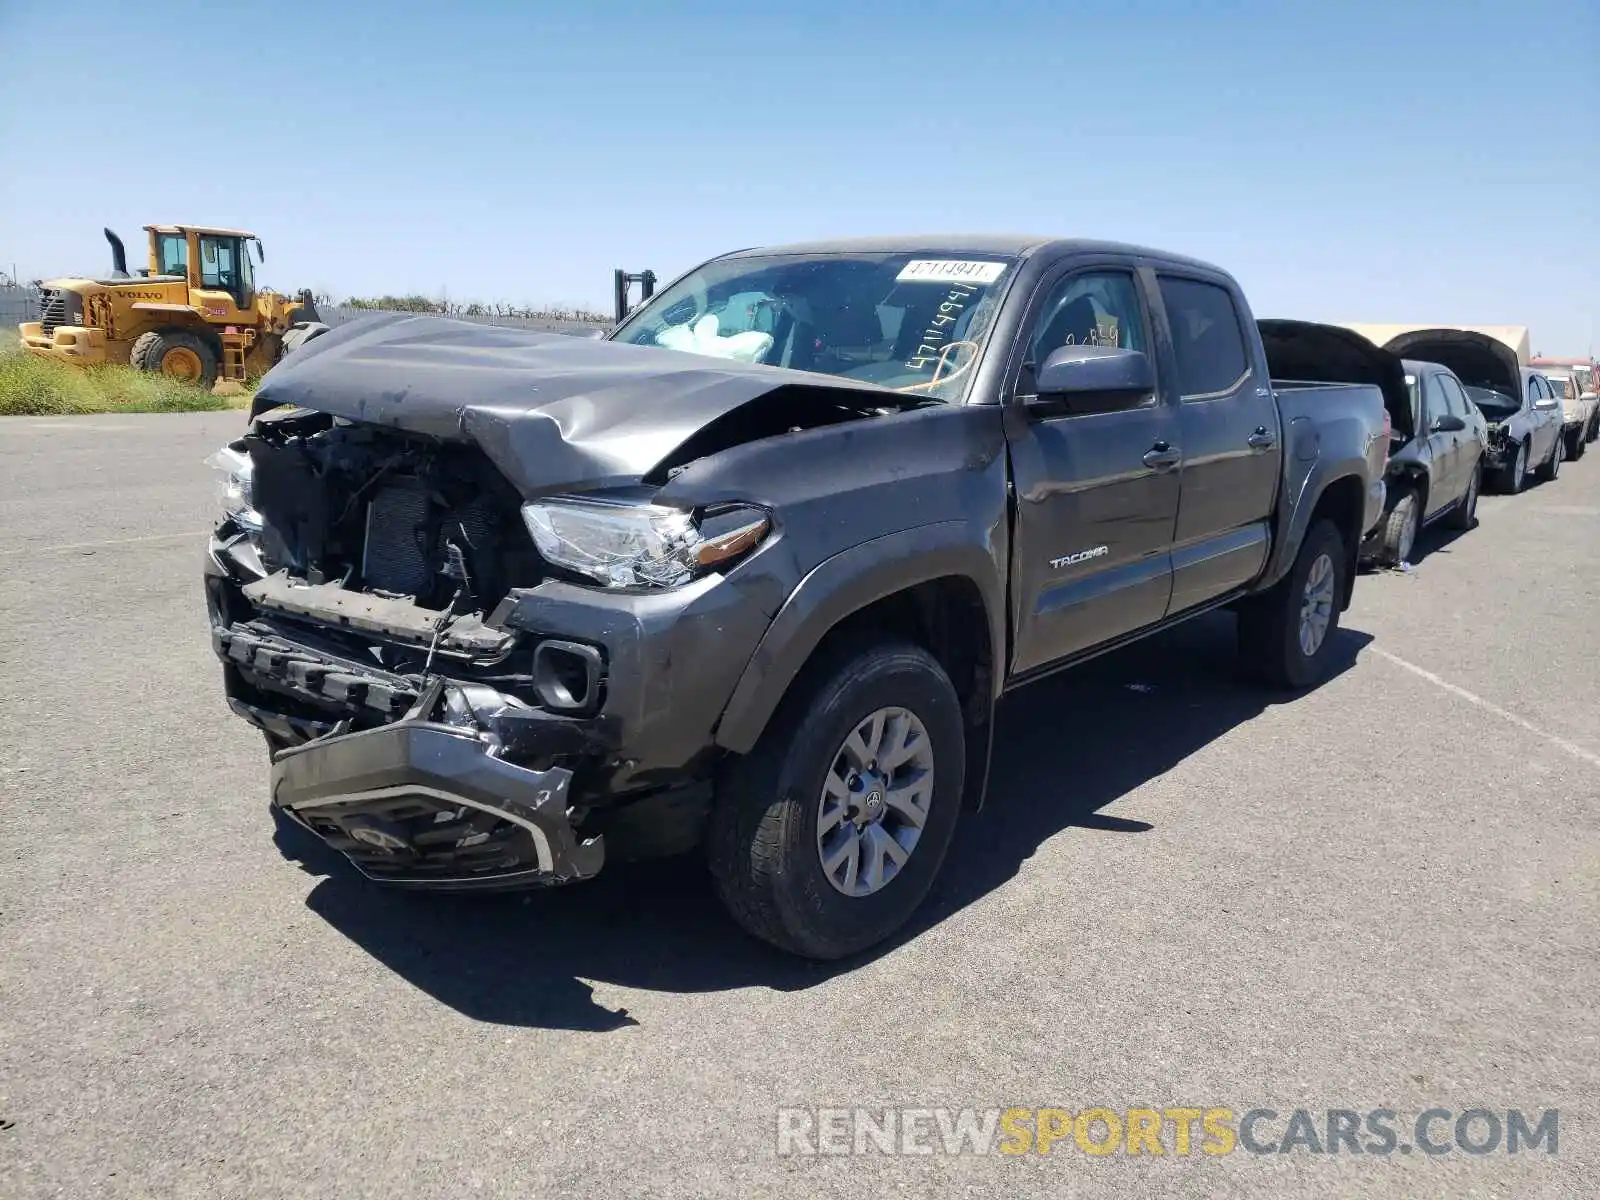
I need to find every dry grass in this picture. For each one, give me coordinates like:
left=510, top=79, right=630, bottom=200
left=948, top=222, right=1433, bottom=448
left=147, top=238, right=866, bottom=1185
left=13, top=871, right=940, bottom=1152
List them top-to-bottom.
left=0, top=343, right=249, bottom=416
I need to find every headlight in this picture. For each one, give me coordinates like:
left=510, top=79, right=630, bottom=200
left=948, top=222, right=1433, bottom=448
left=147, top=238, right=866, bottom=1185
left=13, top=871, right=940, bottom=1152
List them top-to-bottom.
left=203, top=445, right=261, bottom=532
left=521, top=497, right=769, bottom=589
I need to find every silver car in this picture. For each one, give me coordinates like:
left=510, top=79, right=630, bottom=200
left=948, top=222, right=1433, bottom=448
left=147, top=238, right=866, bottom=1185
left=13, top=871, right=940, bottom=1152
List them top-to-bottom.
left=1466, top=369, right=1565, bottom=494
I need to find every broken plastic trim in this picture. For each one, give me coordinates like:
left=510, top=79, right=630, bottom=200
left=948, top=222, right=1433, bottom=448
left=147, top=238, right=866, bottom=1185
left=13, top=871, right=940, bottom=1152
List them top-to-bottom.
left=242, top=571, right=513, bottom=657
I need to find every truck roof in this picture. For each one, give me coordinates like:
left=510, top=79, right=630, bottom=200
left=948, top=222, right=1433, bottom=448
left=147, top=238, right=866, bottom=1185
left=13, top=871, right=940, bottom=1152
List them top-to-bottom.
left=144, top=224, right=258, bottom=238
left=719, top=234, right=1225, bottom=273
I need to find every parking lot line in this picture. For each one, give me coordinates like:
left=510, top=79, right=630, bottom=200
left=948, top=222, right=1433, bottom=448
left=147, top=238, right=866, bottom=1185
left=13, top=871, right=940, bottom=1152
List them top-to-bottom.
left=1371, top=645, right=1600, bottom=769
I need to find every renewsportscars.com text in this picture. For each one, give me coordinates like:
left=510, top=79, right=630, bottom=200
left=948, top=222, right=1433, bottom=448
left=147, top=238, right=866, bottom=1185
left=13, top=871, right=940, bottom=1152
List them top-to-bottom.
left=775, top=1106, right=1559, bottom=1158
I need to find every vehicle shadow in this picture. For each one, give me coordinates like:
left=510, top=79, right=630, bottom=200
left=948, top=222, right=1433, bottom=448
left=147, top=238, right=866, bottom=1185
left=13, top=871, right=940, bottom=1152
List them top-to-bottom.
left=282, top=612, right=1373, bottom=1031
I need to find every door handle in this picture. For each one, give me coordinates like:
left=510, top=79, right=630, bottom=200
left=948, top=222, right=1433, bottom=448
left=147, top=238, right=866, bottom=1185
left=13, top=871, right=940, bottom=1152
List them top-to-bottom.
left=1247, top=426, right=1276, bottom=450
left=1142, top=441, right=1181, bottom=470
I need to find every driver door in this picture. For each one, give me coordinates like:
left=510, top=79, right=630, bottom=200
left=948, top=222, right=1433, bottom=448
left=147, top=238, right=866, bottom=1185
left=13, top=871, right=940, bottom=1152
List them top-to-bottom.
left=190, top=234, right=255, bottom=324
left=1003, top=264, right=1181, bottom=676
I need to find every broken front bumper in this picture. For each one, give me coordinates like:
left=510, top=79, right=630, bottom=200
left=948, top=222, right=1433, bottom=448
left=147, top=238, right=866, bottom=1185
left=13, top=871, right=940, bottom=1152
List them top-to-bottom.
left=272, top=704, right=604, bottom=890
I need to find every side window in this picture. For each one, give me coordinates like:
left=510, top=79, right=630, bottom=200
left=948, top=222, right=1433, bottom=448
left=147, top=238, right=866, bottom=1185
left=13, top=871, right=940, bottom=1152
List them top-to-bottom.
left=157, top=234, right=188, bottom=277
left=1026, top=270, right=1148, bottom=369
left=1157, top=276, right=1251, bottom=400
left=1421, top=372, right=1448, bottom=427
left=1437, top=374, right=1469, bottom=419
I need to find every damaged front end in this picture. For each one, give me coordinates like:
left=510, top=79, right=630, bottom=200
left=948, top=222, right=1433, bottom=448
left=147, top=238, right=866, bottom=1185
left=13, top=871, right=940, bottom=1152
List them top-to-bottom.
left=204, top=316, right=951, bottom=892
left=204, top=407, right=634, bottom=888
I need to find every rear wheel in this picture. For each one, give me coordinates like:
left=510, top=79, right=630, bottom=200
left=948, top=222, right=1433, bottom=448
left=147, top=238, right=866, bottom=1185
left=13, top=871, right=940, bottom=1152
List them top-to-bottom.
left=130, top=329, right=218, bottom=389
left=1586, top=414, right=1598, bottom=444
left=1566, top=425, right=1586, bottom=461
left=1536, top=433, right=1563, bottom=483
left=1446, top=462, right=1480, bottom=531
left=1238, top=519, right=1348, bottom=690
left=707, top=638, right=965, bottom=959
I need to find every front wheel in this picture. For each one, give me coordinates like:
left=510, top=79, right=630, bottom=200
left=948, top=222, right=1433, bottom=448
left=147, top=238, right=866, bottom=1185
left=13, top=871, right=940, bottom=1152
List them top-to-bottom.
left=130, top=329, right=219, bottom=389
left=1496, top=441, right=1528, bottom=494
left=1376, top=489, right=1420, bottom=566
left=1237, top=519, right=1348, bottom=690
left=708, top=639, right=965, bottom=959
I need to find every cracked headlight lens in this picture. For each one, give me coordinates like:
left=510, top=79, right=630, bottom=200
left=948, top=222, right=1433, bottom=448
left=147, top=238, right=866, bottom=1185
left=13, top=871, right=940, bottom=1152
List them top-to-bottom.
left=204, top=445, right=261, bottom=532
left=521, top=497, right=769, bottom=589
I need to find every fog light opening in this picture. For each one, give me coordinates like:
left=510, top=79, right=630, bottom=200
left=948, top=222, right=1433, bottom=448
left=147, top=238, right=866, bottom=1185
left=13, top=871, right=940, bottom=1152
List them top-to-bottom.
left=533, top=640, right=603, bottom=713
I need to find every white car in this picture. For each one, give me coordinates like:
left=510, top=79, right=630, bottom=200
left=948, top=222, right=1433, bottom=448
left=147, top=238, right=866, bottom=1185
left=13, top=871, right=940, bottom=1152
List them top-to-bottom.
left=1545, top=372, right=1599, bottom=460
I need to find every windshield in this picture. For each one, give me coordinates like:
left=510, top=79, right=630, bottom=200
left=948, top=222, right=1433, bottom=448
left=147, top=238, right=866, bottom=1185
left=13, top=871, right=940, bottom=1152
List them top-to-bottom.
left=611, top=251, right=1019, bottom=402
left=1466, top=385, right=1519, bottom=417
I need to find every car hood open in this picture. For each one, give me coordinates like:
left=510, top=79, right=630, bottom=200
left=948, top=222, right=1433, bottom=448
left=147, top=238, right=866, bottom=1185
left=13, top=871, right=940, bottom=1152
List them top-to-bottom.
left=249, top=313, right=919, bottom=494
left=1258, top=319, right=1412, bottom=440
left=1380, top=328, right=1520, bottom=402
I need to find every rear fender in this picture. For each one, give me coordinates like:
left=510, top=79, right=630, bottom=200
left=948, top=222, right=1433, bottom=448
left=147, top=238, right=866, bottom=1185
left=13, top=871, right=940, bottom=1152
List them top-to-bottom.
left=1261, top=439, right=1370, bottom=598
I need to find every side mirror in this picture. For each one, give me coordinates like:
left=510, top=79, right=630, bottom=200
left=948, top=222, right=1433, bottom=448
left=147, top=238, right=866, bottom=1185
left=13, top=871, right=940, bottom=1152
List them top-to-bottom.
left=1030, top=345, right=1155, bottom=412
left=1582, top=392, right=1598, bottom=403
left=1533, top=397, right=1561, bottom=411
left=1431, top=413, right=1466, bottom=433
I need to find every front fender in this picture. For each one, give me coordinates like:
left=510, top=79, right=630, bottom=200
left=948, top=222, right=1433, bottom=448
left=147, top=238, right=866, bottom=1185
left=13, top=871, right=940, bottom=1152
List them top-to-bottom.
left=713, top=521, right=1006, bottom=755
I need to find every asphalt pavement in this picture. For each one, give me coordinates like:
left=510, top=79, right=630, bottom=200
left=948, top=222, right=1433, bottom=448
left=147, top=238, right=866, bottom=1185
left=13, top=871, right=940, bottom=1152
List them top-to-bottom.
left=1, top=413, right=1596, bottom=1198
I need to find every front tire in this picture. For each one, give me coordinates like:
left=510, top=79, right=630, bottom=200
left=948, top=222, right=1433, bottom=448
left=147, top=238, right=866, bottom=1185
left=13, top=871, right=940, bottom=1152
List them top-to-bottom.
left=130, top=329, right=218, bottom=389
left=1496, top=441, right=1528, bottom=494
left=1376, top=488, right=1421, bottom=566
left=1237, top=519, right=1348, bottom=690
left=708, top=638, right=965, bottom=959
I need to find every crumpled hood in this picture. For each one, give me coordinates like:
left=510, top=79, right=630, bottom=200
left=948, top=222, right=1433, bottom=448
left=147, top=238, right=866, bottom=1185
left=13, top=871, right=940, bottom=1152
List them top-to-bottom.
left=250, top=313, right=908, bottom=493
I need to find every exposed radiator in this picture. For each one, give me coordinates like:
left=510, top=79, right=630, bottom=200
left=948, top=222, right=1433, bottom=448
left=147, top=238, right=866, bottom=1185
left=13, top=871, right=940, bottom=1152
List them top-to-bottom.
left=362, top=486, right=433, bottom=596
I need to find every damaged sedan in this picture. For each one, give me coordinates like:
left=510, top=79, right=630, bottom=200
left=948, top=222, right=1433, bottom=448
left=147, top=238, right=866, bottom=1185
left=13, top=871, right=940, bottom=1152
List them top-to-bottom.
left=206, top=237, right=1390, bottom=958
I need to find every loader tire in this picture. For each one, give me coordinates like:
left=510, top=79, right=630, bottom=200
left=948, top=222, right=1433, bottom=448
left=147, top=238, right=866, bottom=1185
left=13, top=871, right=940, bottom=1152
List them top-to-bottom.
left=131, top=330, right=218, bottom=389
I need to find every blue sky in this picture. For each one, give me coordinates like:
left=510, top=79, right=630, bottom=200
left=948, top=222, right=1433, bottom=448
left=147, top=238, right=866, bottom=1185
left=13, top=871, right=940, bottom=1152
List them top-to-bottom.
left=1, top=0, right=1595, bottom=352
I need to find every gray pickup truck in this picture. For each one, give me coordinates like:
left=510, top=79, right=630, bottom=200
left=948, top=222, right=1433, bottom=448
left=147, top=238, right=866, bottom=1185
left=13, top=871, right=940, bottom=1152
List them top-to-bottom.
left=205, top=237, right=1393, bottom=958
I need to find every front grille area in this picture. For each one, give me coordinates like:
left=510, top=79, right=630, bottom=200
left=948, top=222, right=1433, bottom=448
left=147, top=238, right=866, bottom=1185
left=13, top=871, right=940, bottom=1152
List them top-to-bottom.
left=38, top=289, right=68, bottom=336
left=291, top=791, right=549, bottom=887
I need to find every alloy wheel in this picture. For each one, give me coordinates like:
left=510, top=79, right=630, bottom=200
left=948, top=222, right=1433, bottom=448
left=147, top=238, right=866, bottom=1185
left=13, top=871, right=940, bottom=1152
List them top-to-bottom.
left=1299, top=553, right=1335, bottom=657
left=816, top=706, right=935, bottom=898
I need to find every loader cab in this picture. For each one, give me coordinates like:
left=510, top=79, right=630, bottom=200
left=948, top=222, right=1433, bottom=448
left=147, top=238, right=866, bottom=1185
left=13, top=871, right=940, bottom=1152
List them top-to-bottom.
left=145, top=225, right=259, bottom=314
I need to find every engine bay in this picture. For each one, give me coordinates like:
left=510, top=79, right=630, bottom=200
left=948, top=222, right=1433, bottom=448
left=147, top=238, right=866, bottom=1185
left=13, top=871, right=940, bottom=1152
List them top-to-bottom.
left=243, top=407, right=543, bottom=615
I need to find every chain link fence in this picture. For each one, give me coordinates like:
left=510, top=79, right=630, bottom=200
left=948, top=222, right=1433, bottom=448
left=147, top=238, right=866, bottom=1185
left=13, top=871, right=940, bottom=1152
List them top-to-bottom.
left=0, top=282, right=41, bottom=328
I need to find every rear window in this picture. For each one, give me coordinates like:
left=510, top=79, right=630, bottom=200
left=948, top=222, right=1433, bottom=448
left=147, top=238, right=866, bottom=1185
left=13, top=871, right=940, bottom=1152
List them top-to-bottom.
left=1158, top=277, right=1251, bottom=399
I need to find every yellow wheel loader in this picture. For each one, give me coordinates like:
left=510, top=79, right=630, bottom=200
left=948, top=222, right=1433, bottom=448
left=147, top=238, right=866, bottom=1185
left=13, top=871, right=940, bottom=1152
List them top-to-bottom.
left=17, top=225, right=330, bottom=393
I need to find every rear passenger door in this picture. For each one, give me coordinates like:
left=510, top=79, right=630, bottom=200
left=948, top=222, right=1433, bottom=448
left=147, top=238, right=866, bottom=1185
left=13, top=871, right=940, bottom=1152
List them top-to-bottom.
left=1003, top=264, right=1181, bottom=675
left=1155, top=274, right=1281, bottom=614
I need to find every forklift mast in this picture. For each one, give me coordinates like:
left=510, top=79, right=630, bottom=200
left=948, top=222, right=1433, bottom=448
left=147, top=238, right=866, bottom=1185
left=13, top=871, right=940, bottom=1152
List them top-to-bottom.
left=612, top=268, right=657, bottom=324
